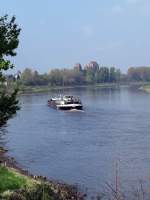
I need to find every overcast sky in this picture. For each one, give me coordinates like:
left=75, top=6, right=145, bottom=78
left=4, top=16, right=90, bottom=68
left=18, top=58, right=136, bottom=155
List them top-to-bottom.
left=1, top=0, right=150, bottom=73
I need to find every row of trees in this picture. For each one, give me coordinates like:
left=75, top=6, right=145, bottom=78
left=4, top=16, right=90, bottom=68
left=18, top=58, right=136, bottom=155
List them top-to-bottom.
left=19, top=66, right=150, bottom=87
left=19, top=67, right=121, bottom=86
left=128, top=67, right=150, bottom=81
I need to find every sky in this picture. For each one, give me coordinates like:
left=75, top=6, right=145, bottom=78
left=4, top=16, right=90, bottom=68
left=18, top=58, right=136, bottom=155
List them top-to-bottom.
left=1, top=0, right=150, bottom=73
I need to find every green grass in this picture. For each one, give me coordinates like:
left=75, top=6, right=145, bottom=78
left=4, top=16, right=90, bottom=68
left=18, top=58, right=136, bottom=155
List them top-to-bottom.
left=0, top=166, right=35, bottom=193
left=0, top=166, right=75, bottom=200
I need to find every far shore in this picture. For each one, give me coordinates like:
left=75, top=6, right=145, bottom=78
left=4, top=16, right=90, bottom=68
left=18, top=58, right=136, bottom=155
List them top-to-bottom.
left=17, top=82, right=150, bottom=94
left=18, top=83, right=120, bottom=94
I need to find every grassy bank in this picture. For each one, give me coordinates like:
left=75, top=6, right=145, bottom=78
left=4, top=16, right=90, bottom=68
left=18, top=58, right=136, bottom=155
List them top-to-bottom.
left=0, top=165, right=83, bottom=200
left=0, top=166, right=35, bottom=193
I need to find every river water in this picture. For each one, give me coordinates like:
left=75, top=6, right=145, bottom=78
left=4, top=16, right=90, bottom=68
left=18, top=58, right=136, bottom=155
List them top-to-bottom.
left=2, top=87, right=150, bottom=195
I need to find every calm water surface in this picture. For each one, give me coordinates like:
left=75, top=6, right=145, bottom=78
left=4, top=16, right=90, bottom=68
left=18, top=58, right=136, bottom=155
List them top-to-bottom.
left=2, top=87, right=150, bottom=194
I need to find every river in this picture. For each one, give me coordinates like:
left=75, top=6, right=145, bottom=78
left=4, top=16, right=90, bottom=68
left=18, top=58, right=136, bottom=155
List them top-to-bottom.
left=2, top=87, right=150, bottom=196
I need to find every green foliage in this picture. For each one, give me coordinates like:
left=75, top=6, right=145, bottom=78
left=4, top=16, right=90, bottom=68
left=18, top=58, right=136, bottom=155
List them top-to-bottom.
left=0, top=14, right=21, bottom=70
left=0, top=15, right=21, bottom=126
left=0, top=15, right=21, bottom=70
left=20, top=66, right=122, bottom=87
left=98, top=67, right=109, bottom=83
left=109, top=67, right=116, bottom=82
left=128, top=67, right=150, bottom=81
left=21, top=68, right=50, bottom=86
left=49, top=69, right=63, bottom=86
left=85, top=69, right=95, bottom=84
left=115, top=69, right=121, bottom=82
left=0, top=89, right=20, bottom=126
left=0, top=166, right=27, bottom=193
left=0, top=166, right=58, bottom=200
left=19, top=184, right=58, bottom=200
left=1, top=185, right=57, bottom=200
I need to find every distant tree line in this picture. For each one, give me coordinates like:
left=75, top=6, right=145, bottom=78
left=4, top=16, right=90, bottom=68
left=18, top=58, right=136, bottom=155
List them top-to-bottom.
left=10, top=65, right=150, bottom=87
left=18, top=66, right=122, bottom=87
left=127, top=67, right=150, bottom=81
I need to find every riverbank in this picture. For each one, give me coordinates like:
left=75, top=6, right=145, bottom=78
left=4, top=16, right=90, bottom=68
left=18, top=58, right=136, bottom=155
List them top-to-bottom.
left=18, top=82, right=150, bottom=94
left=18, top=83, right=122, bottom=94
left=139, top=85, right=150, bottom=92
left=0, top=147, right=86, bottom=200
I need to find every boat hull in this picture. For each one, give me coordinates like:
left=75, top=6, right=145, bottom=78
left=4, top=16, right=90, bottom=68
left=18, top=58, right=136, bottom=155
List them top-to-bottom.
left=48, top=100, right=83, bottom=110
left=58, top=105, right=83, bottom=110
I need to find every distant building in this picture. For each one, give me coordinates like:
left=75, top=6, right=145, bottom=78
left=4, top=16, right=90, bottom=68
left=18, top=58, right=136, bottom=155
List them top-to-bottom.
left=84, top=61, right=99, bottom=71
left=74, top=63, right=82, bottom=71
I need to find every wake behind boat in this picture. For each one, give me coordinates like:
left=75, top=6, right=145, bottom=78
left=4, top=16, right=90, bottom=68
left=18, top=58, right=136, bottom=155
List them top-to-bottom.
left=48, top=95, right=83, bottom=110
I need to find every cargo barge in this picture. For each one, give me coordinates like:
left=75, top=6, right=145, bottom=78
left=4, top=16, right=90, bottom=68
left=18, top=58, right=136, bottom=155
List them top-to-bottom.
left=48, top=95, right=83, bottom=110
